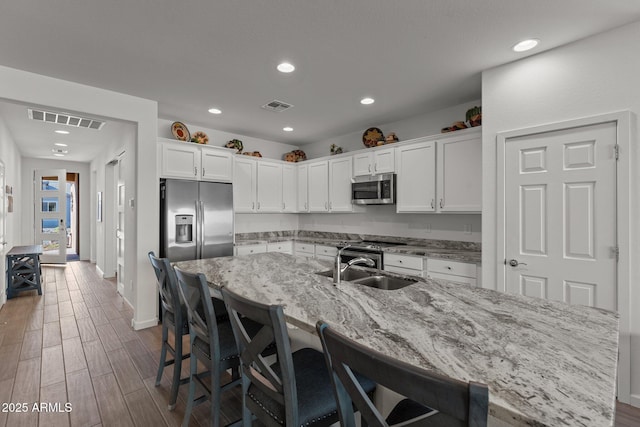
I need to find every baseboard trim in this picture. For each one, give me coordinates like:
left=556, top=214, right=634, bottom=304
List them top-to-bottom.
left=95, top=265, right=104, bottom=279
left=131, top=317, right=158, bottom=330
left=629, top=394, right=640, bottom=408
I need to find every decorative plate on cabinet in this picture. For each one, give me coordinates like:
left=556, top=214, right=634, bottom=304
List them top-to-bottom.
left=171, top=121, right=190, bottom=141
left=362, top=127, right=384, bottom=147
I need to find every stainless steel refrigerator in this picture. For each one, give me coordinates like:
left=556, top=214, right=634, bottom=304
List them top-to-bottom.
left=160, top=179, right=234, bottom=262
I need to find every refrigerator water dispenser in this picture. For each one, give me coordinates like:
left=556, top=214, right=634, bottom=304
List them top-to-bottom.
left=175, top=215, right=193, bottom=243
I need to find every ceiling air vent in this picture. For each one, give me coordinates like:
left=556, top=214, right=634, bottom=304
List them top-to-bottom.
left=261, top=100, right=293, bottom=112
left=28, top=108, right=106, bottom=130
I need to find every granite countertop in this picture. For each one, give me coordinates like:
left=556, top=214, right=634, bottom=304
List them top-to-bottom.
left=235, top=235, right=482, bottom=264
left=174, top=252, right=618, bottom=427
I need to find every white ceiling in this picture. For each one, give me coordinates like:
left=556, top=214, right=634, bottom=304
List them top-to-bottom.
left=1, top=0, right=639, bottom=161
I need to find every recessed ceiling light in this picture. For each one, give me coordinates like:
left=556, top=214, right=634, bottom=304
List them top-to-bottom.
left=513, top=39, right=539, bottom=52
left=277, top=62, right=295, bottom=73
left=360, top=97, right=375, bottom=105
left=208, top=108, right=222, bottom=114
left=283, top=127, right=294, bottom=132
left=55, top=130, right=69, bottom=134
left=54, top=143, right=68, bottom=147
left=53, top=153, right=65, bottom=157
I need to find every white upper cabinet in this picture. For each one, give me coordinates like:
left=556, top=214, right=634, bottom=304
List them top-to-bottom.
left=395, top=128, right=481, bottom=213
left=436, top=135, right=482, bottom=212
left=159, top=139, right=233, bottom=182
left=396, top=140, right=437, bottom=212
left=160, top=141, right=200, bottom=180
left=201, top=147, right=233, bottom=182
left=353, top=147, right=395, bottom=176
left=233, top=156, right=257, bottom=212
left=328, top=157, right=354, bottom=212
left=308, top=160, right=329, bottom=212
left=256, top=161, right=283, bottom=212
left=282, top=163, right=297, bottom=213
left=296, top=164, right=309, bottom=212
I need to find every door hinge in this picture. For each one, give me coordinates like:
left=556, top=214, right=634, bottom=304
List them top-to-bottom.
left=614, top=144, right=619, bottom=160
left=612, top=246, right=619, bottom=262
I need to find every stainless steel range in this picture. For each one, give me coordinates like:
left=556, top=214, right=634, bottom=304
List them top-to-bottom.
left=337, top=241, right=404, bottom=269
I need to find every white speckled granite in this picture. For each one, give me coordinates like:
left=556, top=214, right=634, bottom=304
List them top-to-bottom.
left=235, top=231, right=481, bottom=264
left=174, top=253, right=618, bottom=427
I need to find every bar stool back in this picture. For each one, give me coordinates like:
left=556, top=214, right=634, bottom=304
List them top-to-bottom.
left=148, top=251, right=190, bottom=410
left=174, top=267, right=241, bottom=427
left=222, top=287, right=376, bottom=427
left=316, top=321, right=489, bottom=427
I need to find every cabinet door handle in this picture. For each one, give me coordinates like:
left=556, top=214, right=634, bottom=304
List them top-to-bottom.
left=374, top=163, right=377, bottom=172
left=368, top=164, right=371, bottom=173
left=194, top=167, right=198, bottom=176
left=202, top=168, right=205, bottom=176
left=440, top=198, right=444, bottom=208
left=431, top=199, right=435, bottom=209
left=325, top=201, right=328, bottom=210
left=252, top=202, right=255, bottom=210
left=257, top=202, right=260, bottom=210
left=282, top=202, right=285, bottom=210
left=304, top=202, right=308, bottom=210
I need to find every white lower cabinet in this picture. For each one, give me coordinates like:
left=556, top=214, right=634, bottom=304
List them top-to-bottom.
left=267, top=241, right=293, bottom=254
left=294, top=242, right=315, bottom=259
left=235, top=244, right=268, bottom=256
left=315, top=245, right=338, bottom=262
left=383, top=253, right=425, bottom=277
left=426, top=258, right=477, bottom=286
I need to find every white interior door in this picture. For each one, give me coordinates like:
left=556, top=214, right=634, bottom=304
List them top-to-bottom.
left=504, top=122, right=617, bottom=310
left=116, top=158, right=125, bottom=295
left=35, top=169, right=67, bottom=264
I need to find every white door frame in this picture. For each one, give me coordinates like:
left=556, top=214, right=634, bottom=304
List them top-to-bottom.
left=496, top=111, right=633, bottom=403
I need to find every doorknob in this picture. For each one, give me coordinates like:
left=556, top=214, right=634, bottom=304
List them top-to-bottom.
left=508, top=259, right=527, bottom=267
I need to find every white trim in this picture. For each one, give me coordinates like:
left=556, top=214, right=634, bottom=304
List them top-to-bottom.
left=495, top=110, right=633, bottom=403
left=95, top=264, right=104, bottom=279
left=131, top=316, right=158, bottom=331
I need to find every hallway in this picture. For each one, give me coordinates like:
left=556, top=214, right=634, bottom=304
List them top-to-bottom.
left=0, top=261, right=241, bottom=427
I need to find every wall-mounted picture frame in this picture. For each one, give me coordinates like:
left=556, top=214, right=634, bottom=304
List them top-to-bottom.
left=97, top=191, right=103, bottom=222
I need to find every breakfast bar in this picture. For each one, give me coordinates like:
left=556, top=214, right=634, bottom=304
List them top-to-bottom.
left=174, top=252, right=619, bottom=427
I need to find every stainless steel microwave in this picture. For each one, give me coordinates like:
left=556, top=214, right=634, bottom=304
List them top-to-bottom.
left=351, top=173, right=396, bottom=205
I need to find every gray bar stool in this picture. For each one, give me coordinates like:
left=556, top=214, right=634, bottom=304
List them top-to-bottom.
left=148, top=252, right=190, bottom=410
left=221, top=287, right=376, bottom=427
left=316, top=320, right=489, bottom=427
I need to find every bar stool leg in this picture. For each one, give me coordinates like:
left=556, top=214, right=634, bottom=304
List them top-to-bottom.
left=156, top=316, right=169, bottom=387
left=168, top=329, right=182, bottom=410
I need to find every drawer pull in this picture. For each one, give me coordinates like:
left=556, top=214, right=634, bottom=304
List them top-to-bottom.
left=446, top=266, right=452, bottom=270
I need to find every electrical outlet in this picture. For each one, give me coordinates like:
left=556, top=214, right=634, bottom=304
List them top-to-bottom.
left=464, top=224, right=472, bottom=234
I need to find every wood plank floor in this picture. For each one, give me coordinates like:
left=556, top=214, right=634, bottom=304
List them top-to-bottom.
left=0, top=261, right=638, bottom=426
left=0, top=261, right=241, bottom=427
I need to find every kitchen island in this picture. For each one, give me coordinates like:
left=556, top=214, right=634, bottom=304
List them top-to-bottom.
left=174, top=252, right=618, bottom=427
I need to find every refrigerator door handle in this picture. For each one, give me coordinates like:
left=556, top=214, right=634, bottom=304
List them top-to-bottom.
left=200, top=201, right=205, bottom=256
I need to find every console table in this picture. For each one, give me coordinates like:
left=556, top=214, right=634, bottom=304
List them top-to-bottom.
left=6, top=245, right=43, bottom=299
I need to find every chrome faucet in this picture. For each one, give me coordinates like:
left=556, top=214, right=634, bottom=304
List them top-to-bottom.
left=334, top=245, right=375, bottom=285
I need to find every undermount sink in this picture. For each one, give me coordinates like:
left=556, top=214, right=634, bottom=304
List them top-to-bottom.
left=315, top=268, right=372, bottom=282
left=315, top=270, right=417, bottom=290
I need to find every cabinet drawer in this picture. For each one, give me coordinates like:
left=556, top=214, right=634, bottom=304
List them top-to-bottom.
left=267, top=241, right=293, bottom=254
left=294, top=242, right=315, bottom=255
left=236, top=244, right=267, bottom=256
left=315, top=245, right=338, bottom=257
left=384, top=253, right=424, bottom=271
left=427, top=258, right=476, bottom=278
left=384, top=265, right=424, bottom=278
left=427, top=271, right=477, bottom=287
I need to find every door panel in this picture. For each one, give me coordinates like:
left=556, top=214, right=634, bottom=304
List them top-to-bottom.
left=505, top=122, right=617, bottom=311
left=35, top=169, right=67, bottom=263
left=200, top=182, right=233, bottom=258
